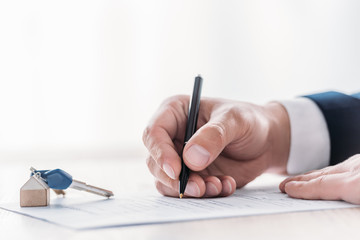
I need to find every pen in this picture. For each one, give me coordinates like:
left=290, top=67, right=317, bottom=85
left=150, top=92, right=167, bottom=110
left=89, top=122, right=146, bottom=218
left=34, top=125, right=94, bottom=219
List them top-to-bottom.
left=179, top=75, right=203, bottom=198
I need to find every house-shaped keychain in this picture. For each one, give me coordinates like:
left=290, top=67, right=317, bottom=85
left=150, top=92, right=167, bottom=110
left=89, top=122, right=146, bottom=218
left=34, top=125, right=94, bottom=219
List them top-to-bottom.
left=20, top=174, right=50, bottom=207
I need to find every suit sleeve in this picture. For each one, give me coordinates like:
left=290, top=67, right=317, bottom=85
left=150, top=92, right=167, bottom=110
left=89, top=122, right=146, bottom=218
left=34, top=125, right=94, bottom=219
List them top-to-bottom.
left=304, top=91, right=360, bottom=166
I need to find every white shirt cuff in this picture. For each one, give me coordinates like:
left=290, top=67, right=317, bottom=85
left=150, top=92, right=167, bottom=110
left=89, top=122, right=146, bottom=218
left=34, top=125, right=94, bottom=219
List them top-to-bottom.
left=278, top=98, right=330, bottom=175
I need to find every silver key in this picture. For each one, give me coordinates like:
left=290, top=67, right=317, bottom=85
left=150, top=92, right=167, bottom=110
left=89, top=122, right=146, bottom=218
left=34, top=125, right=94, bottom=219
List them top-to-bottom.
left=30, top=167, right=114, bottom=198
left=70, top=180, right=114, bottom=198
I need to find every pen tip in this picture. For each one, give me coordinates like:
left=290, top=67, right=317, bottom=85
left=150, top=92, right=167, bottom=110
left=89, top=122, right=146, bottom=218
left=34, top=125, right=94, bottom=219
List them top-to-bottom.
left=179, top=193, right=183, bottom=199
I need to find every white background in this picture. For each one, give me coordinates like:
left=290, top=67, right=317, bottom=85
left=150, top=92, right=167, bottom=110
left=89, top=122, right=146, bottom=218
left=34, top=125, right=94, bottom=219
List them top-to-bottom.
left=0, top=0, right=359, bottom=162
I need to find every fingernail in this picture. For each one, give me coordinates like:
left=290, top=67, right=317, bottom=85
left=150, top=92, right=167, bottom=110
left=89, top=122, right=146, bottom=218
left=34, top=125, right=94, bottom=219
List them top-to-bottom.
left=184, top=144, right=210, bottom=167
left=163, top=163, right=176, bottom=180
left=225, top=179, right=233, bottom=193
left=185, top=181, right=200, bottom=197
left=205, top=182, right=219, bottom=196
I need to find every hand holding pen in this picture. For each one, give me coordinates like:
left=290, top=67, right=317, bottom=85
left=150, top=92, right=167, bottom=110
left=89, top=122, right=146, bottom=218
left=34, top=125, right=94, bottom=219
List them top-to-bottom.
left=143, top=76, right=290, bottom=198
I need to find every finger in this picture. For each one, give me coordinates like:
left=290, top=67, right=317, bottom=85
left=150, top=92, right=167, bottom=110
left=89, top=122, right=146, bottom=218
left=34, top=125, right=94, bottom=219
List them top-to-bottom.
left=143, top=99, right=187, bottom=179
left=183, top=116, right=237, bottom=171
left=143, top=127, right=181, bottom=180
left=150, top=153, right=235, bottom=199
left=148, top=154, right=219, bottom=198
left=148, top=155, right=205, bottom=198
left=146, top=156, right=178, bottom=190
left=279, top=165, right=346, bottom=193
left=279, top=171, right=324, bottom=193
left=284, top=172, right=349, bottom=201
left=156, top=173, right=206, bottom=198
left=184, top=173, right=206, bottom=197
left=187, top=175, right=235, bottom=198
left=155, top=176, right=236, bottom=198
left=203, top=176, right=222, bottom=197
left=218, top=176, right=236, bottom=197
left=155, top=178, right=205, bottom=198
left=155, top=180, right=179, bottom=197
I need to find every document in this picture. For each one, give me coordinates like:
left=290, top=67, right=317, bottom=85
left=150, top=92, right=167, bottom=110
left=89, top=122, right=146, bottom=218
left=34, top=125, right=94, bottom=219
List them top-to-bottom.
left=0, top=175, right=357, bottom=230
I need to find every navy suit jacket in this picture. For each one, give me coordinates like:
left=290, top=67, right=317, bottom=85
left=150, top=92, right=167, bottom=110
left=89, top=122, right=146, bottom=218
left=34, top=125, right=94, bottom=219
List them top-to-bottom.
left=304, top=92, right=360, bottom=166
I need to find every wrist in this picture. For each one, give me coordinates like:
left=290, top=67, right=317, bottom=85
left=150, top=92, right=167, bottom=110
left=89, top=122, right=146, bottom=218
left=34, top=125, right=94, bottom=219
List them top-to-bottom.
left=264, top=102, right=290, bottom=174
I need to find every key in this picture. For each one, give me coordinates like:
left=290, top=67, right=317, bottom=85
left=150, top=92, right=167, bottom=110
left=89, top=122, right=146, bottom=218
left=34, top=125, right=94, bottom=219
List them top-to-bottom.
left=30, top=167, right=114, bottom=198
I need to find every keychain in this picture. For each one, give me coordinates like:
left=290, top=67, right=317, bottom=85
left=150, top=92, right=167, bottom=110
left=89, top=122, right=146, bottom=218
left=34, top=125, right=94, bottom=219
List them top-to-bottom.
left=20, top=167, right=113, bottom=207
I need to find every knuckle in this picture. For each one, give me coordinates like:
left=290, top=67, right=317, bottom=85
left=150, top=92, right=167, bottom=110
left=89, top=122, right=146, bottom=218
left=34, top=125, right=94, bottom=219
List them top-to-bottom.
left=143, top=95, right=186, bottom=146
left=161, top=95, right=189, bottom=117
left=162, top=95, right=186, bottom=108
left=166, top=96, right=181, bottom=108
left=167, top=96, right=188, bottom=117
left=222, top=107, right=237, bottom=120
left=142, top=124, right=164, bottom=147
left=142, top=125, right=152, bottom=145
left=142, top=126, right=162, bottom=151
left=154, top=147, right=166, bottom=164
left=347, top=154, right=360, bottom=163
left=349, top=154, right=360, bottom=167
left=146, top=156, right=152, bottom=169
left=346, top=157, right=360, bottom=172
left=320, top=167, right=333, bottom=174
left=317, top=175, right=327, bottom=186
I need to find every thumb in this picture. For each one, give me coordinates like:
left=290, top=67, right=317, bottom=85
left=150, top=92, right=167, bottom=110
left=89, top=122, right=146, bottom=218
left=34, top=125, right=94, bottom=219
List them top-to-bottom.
left=183, top=120, right=235, bottom=171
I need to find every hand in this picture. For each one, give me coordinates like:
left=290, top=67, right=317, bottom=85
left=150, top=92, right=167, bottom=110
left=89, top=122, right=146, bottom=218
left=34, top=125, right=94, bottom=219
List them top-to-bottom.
left=143, top=95, right=290, bottom=198
left=280, top=154, right=360, bottom=204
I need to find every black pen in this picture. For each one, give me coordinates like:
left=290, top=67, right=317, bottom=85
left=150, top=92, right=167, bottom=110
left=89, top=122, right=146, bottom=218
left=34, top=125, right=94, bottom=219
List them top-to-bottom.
left=179, top=75, right=203, bottom=198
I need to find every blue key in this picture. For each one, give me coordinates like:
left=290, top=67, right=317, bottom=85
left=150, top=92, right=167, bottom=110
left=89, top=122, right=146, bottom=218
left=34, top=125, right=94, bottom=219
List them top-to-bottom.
left=30, top=167, right=114, bottom=198
left=31, top=168, right=73, bottom=189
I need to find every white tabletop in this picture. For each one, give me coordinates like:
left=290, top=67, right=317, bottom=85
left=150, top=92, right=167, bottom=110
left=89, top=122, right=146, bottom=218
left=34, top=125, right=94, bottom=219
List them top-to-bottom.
left=1, top=158, right=360, bottom=240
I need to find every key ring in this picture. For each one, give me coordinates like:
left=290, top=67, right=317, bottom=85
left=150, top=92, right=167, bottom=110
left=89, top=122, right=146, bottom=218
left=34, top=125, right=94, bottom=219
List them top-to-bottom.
left=30, top=167, right=46, bottom=182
